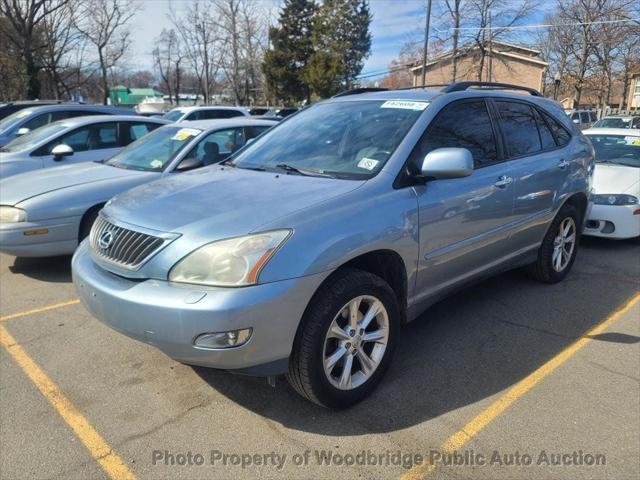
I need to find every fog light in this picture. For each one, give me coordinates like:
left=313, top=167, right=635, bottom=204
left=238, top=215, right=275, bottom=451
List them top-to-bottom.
left=194, top=328, right=252, bottom=349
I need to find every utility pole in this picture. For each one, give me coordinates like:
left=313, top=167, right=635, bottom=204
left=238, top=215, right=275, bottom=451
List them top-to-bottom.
left=421, top=0, right=432, bottom=86
left=487, top=13, right=493, bottom=82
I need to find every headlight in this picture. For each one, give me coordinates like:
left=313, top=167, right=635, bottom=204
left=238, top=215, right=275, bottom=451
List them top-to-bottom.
left=593, top=194, right=638, bottom=206
left=0, top=206, right=27, bottom=223
left=169, top=230, right=292, bottom=287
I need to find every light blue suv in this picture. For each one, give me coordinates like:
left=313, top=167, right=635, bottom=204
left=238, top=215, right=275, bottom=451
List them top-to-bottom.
left=72, top=82, right=594, bottom=408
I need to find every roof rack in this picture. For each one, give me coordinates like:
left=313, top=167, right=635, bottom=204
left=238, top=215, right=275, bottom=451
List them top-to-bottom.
left=442, top=81, right=541, bottom=96
left=332, top=87, right=388, bottom=98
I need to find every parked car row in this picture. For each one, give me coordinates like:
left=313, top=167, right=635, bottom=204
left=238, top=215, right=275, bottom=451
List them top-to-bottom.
left=0, top=82, right=636, bottom=409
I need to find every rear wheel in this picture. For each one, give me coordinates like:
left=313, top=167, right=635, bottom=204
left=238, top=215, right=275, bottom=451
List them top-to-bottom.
left=527, top=204, right=581, bottom=283
left=287, top=268, right=399, bottom=409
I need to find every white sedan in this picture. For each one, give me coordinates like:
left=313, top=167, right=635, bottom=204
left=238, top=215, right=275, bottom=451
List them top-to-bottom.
left=583, top=128, right=640, bottom=240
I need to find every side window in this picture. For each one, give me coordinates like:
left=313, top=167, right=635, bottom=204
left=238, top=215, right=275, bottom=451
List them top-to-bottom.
left=409, top=100, right=498, bottom=169
left=496, top=101, right=542, bottom=157
left=533, top=109, right=556, bottom=150
left=219, top=110, right=244, bottom=119
left=541, top=111, right=571, bottom=147
left=589, top=111, right=598, bottom=122
left=185, top=112, right=199, bottom=121
left=570, top=112, right=580, bottom=121
left=580, top=112, right=589, bottom=124
left=23, top=113, right=51, bottom=131
left=632, top=117, right=640, bottom=129
left=55, top=123, right=118, bottom=152
left=129, top=123, right=153, bottom=141
left=246, top=125, right=271, bottom=140
left=180, top=127, right=245, bottom=168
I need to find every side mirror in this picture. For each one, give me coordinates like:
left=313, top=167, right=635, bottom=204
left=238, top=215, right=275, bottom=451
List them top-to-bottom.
left=572, top=118, right=580, bottom=124
left=16, top=127, right=30, bottom=136
left=51, top=144, right=74, bottom=161
left=420, top=148, right=474, bottom=180
left=175, top=156, right=203, bottom=172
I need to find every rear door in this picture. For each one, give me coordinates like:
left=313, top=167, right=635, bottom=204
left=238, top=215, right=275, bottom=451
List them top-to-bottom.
left=412, top=99, right=516, bottom=300
left=493, top=100, right=572, bottom=247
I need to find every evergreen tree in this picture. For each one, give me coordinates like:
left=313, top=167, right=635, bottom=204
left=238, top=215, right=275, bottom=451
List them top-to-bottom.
left=263, top=0, right=316, bottom=104
left=305, top=0, right=372, bottom=98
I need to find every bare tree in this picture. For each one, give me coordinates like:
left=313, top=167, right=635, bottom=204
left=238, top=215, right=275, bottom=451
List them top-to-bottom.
left=0, top=0, right=70, bottom=98
left=75, top=0, right=140, bottom=104
left=170, top=0, right=220, bottom=104
left=153, top=28, right=184, bottom=105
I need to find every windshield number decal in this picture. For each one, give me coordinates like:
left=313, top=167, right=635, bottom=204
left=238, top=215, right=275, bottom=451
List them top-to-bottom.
left=381, top=100, right=428, bottom=111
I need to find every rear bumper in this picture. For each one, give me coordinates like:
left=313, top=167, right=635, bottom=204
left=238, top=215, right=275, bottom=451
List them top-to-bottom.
left=584, top=203, right=640, bottom=239
left=0, top=216, right=80, bottom=257
left=72, top=241, right=329, bottom=375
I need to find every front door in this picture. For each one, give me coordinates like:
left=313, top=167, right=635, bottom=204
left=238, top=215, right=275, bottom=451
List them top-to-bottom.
left=410, top=99, right=515, bottom=303
left=42, top=122, right=121, bottom=168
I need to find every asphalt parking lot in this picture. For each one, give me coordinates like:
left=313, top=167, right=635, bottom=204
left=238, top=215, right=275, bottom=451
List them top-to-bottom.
left=0, top=236, right=638, bottom=480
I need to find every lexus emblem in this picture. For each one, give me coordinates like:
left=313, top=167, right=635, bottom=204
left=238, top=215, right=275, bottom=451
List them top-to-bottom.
left=98, top=230, right=114, bottom=249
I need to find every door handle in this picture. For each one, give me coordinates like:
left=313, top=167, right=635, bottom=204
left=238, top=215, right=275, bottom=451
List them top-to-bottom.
left=558, top=159, right=570, bottom=169
left=494, top=175, right=513, bottom=188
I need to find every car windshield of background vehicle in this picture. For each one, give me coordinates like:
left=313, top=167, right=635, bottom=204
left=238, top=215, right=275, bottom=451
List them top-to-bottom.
left=230, top=100, right=429, bottom=179
left=0, top=109, right=33, bottom=134
left=162, top=110, right=185, bottom=122
left=592, top=118, right=634, bottom=129
left=0, top=123, right=68, bottom=152
left=104, top=125, right=202, bottom=171
left=588, top=134, right=640, bottom=168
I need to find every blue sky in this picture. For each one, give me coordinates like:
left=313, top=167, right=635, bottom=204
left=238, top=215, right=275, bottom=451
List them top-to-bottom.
left=130, top=0, right=544, bottom=79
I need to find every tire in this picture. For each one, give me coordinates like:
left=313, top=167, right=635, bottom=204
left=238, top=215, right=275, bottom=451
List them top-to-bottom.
left=527, top=203, right=581, bottom=283
left=79, top=208, right=100, bottom=242
left=286, top=268, right=399, bottom=409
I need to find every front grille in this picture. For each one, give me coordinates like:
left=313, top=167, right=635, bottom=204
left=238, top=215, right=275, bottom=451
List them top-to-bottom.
left=89, top=215, right=165, bottom=268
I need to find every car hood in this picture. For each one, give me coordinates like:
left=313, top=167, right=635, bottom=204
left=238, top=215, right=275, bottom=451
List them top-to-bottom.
left=0, top=161, right=144, bottom=205
left=593, top=163, right=640, bottom=195
left=105, top=166, right=366, bottom=237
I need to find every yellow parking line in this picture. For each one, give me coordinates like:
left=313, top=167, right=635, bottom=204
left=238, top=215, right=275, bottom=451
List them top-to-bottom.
left=401, top=291, right=640, bottom=480
left=0, top=299, right=80, bottom=322
left=0, top=324, right=136, bottom=480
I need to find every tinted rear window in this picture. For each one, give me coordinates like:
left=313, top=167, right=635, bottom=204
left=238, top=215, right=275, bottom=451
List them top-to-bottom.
left=496, top=101, right=542, bottom=157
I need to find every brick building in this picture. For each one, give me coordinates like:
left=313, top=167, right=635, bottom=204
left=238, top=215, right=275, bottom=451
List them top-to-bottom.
left=410, top=41, right=548, bottom=92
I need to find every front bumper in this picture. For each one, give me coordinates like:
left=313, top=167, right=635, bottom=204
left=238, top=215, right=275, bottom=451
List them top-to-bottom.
left=584, top=203, right=640, bottom=239
left=0, top=216, right=81, bottom=257
left=72, top=241, right=329, bottom=375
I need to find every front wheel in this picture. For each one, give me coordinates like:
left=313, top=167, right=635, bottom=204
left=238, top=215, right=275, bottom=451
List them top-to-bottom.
left=527, top=204, right=581, bottom=283
left=286, top=268, right=399, bottom=409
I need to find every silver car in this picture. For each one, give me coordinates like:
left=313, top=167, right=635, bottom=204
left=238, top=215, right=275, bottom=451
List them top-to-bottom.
left=72, top=82, right=594, bottom=408
left=0, top=104, right=133, bottom=147
left=0, top=115, right=168, bottom=178
left=0, top=119, right=277, bottom=257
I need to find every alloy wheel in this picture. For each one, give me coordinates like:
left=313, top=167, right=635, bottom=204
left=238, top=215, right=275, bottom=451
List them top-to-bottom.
left=552, top=217, right=576, bottom=272
left=322, top=295, right=389, bottom=391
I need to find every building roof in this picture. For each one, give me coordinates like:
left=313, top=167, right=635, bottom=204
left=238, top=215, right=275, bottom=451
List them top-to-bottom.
left=410, top=41, right=548, bottom=72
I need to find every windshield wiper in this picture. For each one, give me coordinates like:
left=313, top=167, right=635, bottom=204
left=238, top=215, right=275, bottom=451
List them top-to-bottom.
left=274, top=163, right=335, bottom=178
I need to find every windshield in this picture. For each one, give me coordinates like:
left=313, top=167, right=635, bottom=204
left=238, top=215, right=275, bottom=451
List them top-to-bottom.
left=230, top=100, right=428, bottom=179
left=0, top=109, right=32, bottom=134
left=162, top=110, right=185, bottom=122
left=592, top=118, right=635, bottom=129
left=0, top=122, right=68, bottom=153
left=104, top=125, right=202, bottom=171
left=588, top=134, right=640, bottom=168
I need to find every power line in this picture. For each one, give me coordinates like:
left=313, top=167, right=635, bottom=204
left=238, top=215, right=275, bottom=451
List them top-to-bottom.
left=435, top=17, right=640, bottom=33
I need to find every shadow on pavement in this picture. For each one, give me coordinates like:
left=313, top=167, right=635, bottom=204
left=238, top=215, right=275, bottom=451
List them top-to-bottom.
left=194, top=238, right=639, bottom=436
left=8, top=255, right=72, bottom=283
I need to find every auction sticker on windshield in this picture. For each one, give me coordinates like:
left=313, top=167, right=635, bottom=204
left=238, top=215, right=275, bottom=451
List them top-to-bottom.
left=381, top=100, right=429, bottom=111
left=172, top=128, right=202, bottom=141
left=624, top=136, right=640, bottom=145
left=357, top=157, right=380, bottom=171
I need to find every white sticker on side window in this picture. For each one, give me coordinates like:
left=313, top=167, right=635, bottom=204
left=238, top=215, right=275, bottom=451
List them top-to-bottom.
left=381, top=100, right=428, bottom=111
left=357, top=157, right=380, bottom=171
